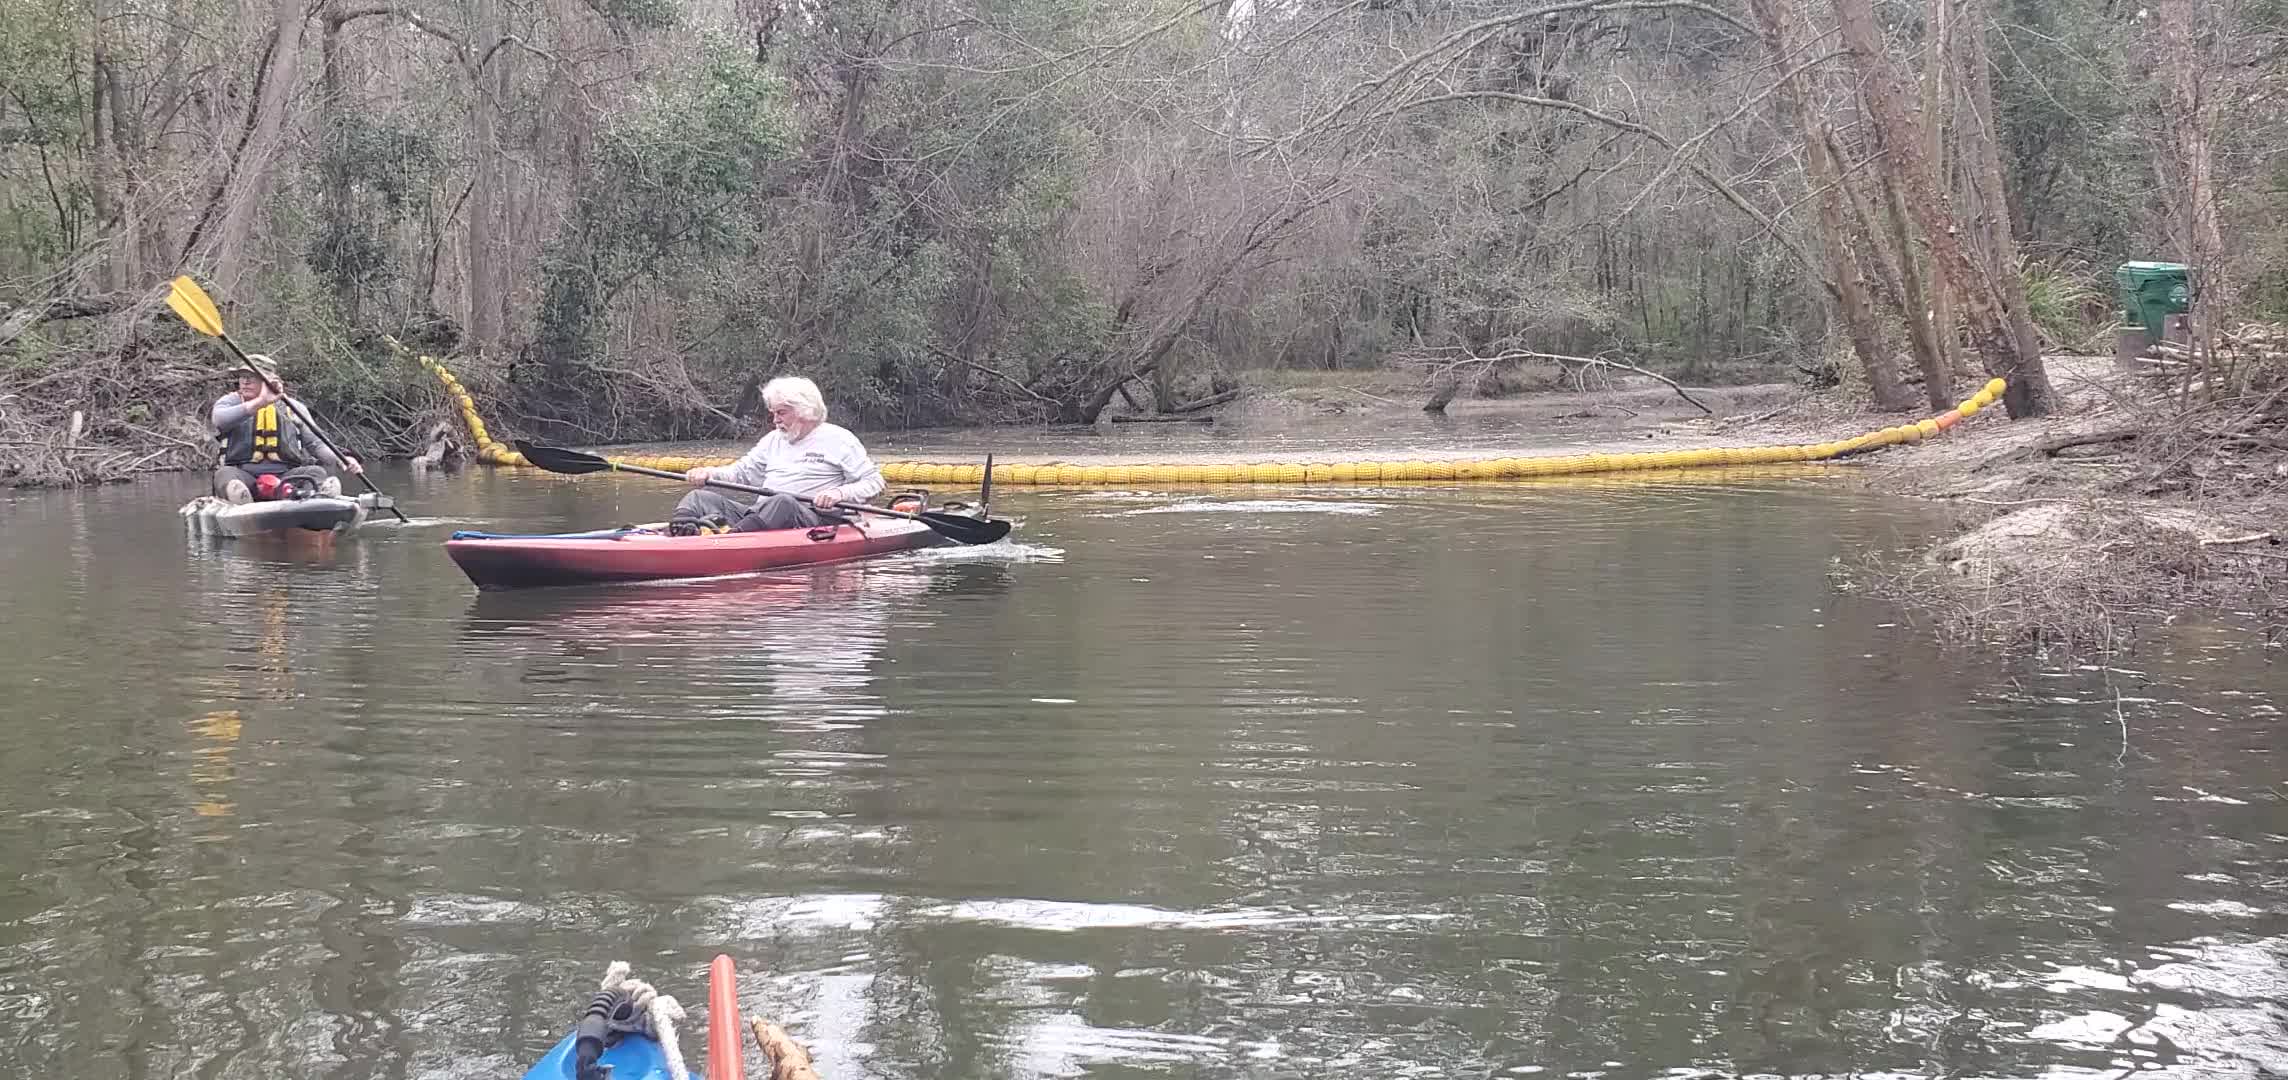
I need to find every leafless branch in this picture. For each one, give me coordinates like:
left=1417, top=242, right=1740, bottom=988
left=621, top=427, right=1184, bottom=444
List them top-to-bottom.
left=1392, top=90, right=1826, bottom=277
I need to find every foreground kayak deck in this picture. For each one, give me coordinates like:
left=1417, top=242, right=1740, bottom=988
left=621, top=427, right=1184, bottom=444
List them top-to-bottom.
left=447, top=513, right=967, bottom=590
left=523, top=1031, right=678, bottom=1080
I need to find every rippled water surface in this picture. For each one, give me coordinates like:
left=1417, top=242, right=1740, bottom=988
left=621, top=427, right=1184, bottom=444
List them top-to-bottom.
left=1, top=461, right=2283, bottom=1079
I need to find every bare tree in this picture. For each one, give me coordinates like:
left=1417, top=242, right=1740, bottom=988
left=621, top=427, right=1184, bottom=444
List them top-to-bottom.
left=179, top=0, right=311, bottom=294
left=1748, top=0, right=1911, bottom=409
left=1828, top=0, right=2055, bottom=416
left=2154, top=0, right=2230, bottom=392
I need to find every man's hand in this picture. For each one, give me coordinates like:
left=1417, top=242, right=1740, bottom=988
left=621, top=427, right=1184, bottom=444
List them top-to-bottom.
left=247, top=386, right=280, bottom=409
left=341, top=456, right=364, bottom=476
left=686, top=467, right=713, bottom=487
left=812, top=488, right=841, bottom=509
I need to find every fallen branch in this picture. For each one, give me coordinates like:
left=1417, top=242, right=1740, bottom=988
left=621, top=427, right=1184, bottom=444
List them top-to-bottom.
left=0, top=290, right=136, bottom=347
left=936, top=348, right=1058, bottom=407
left=1410, top=348, right=1713, bottom=415
left=1338, top=385, right=1398, bottom=405
left=1168, top=387, right=1242, bottom=414
left=1739, top=401, right=1794, bottom=424
left=119, top=422, right=209, bottom=450
left=1974, top=427, right=2143, bottom=472
left=2034, top=429, right=2144, bottom=455
left=0, top=439, right=120, bottom=453
left=114, top=447, right=178, bottom=473
left=2199, top=531, right=2276, bottom=547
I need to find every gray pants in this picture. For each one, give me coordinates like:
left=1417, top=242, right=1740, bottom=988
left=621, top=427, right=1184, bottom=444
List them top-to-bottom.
left=214, top=463, right=330, bottom=498
left=672, top=489, right=847, bottom=531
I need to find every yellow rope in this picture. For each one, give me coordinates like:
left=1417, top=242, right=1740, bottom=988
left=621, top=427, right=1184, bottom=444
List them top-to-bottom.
left=415, top=353, right=2006, bottom=486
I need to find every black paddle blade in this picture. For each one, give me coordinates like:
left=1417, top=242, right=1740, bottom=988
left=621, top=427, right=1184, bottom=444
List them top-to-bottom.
left=514, top=441, right=615, bottom=475
left=921, top=511, right=1011, bottom=545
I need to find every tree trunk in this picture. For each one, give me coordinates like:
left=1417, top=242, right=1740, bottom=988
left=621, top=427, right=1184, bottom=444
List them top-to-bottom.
left=206, top=0, right=309, bottom=294
left=1747, top=0, right=1911, bottom=411
left=1828, top=0, right=2054, bottom=417
left=1916, top=0, right=1959, bottom=404
left=1957, top=0, right=2048, bottom=392
left=2156, top=0, right=2228, bottom=388
left=320, top=7, right=362, bottom=327
left=774, top=40, right=881, bottom=377
left=88, top=41, right=124, bottom=290
left=467, top=42, right=509, bottom=354
left=1878, top=166, right=1953, bottom=408
left=1150, top=360, right=1178, bottom=413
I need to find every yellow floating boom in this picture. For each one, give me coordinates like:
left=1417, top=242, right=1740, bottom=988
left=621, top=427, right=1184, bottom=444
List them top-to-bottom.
left=416, top=354, right=2005, bottom=486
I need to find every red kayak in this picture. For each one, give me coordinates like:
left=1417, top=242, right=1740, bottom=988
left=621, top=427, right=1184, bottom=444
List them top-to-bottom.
left=446, top=513, right=968, bottom=590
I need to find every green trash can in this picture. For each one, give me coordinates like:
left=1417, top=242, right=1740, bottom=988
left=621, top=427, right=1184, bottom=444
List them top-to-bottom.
left=2114, top=261, right=2189, bottom=333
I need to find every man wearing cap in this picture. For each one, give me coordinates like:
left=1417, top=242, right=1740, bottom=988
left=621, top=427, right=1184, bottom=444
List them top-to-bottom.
left=208, top=356, right=364, bottom=504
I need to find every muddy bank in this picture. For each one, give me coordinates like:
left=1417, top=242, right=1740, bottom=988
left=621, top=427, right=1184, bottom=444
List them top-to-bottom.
left=1812, top=355, right=2288, bottom=656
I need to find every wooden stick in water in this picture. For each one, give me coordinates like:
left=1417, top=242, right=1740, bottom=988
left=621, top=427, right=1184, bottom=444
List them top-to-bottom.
left=749, top=1018, right=823, bottom=1080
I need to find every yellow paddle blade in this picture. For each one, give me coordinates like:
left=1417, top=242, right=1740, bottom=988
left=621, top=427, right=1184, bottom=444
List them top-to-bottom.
left=166, top=275, right=224, bottom=337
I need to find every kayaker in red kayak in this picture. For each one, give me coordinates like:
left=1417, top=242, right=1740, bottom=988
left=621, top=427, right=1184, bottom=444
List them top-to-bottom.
left=209, top=357, right=364, bottom=504
left=667, top=375, right=885, bottom=536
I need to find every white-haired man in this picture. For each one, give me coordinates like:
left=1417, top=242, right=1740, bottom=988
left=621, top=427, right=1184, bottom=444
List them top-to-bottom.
left=668, top=375, right=886, bottom=535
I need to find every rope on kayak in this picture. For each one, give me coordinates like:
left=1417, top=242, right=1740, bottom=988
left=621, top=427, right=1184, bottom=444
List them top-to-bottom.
left=411, top=349, right=2010, bottom=487
left=598, top=960, right=692, bottom=1080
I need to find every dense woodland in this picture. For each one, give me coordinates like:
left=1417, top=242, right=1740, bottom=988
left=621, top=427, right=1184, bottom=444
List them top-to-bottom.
left=1, top=0, right=2283, bottom=462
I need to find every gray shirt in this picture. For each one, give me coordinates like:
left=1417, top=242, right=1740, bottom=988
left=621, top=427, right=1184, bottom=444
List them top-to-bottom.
left=210, top=392, right=346, bottom=470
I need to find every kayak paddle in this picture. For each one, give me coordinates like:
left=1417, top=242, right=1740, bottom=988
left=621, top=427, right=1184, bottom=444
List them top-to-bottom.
left=165, top=275, right=410, bottom=523
left=514, top=440, right=1013, bottom=546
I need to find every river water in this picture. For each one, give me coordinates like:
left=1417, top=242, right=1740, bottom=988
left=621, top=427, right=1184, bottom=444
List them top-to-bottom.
left=1, top=458, right=2282, bottom=1079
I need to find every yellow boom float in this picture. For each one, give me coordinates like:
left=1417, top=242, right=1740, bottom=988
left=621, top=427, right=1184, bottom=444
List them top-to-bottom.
left=415, top=354, right=2005, bottom=486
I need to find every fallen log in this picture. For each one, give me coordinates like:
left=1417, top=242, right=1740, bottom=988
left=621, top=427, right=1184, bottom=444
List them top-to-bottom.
left=0, top=291, right=135, bottom=347
left=1168, top=387, right=1242, bottom=414
left=1972, top=427, right=2143, bottom=472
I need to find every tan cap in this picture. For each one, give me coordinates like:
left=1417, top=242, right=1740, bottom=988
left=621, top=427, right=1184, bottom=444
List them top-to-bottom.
left=236, top=353, right=281, bottom=383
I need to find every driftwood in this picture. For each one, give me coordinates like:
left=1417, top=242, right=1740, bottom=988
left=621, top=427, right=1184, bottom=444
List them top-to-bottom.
left=1168, top=387, right=1242, bottom=414
left=1110, top=414, right=1213, bottom=423
left=411, top=421, right=454, bottom=472
left=1972, top=428, right=2144, bottom=473
left=2031, top=429, right=2143, bottom=456
left=2200, top=531, right=2276, bottom=547
left=750, top=1018, right=823, bottom=1080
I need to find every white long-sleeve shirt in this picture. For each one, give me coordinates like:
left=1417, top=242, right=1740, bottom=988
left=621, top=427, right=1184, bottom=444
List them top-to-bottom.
left=711, top=422, right=885, bottom=501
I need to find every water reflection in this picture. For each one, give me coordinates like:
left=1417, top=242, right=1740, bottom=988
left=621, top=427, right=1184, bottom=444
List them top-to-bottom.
left=457, top=561, right=1010, bottom=728
left=185, top=710, right=242, bottom=819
